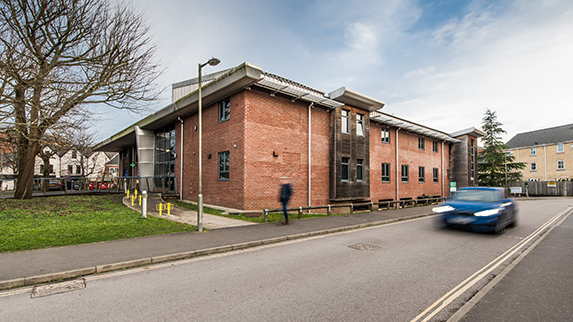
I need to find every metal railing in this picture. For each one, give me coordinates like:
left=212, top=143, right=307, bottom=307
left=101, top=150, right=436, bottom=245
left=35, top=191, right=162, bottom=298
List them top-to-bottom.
left=1, top=176, right=179, bottom=196
left=263, top=197, right=445, bottom=222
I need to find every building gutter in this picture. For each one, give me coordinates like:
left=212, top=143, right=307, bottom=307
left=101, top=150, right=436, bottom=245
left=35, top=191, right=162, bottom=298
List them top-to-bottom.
left=178, top=117, right=184, bottom=200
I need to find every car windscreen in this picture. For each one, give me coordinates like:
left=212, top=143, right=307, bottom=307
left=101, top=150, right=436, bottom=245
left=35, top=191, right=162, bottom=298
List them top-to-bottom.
left=453, top=190, right=500, bottom=202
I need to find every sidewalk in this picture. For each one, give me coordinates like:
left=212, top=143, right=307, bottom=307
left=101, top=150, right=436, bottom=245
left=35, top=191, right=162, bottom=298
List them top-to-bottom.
left=0, top=199, right=435, bottom=290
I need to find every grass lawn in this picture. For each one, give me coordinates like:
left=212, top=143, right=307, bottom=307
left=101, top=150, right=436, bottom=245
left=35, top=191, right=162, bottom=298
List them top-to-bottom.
left=0, top=194, right=195, bottom=253
left=171, top=200, right=330, bottom=223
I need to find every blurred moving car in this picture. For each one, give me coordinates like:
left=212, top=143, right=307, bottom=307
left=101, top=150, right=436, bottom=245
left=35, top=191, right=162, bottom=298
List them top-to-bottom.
left=88, top=181, right=112, bottom=190
left=433, top=187, right=517, bottom=234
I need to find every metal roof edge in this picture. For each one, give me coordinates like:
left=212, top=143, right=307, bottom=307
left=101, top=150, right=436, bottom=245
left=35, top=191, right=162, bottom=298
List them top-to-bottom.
left=328, top=87, right=385, bottom=112
left=370, top=111, right=459, bottom=143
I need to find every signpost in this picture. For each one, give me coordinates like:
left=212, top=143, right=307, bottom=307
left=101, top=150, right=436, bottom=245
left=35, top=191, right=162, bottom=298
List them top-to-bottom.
left=449, top=182, right=457, bottom=192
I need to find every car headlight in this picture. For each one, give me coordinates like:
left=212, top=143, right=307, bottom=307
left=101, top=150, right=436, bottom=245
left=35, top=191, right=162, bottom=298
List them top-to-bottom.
left=433, top=205, right=454, bottom=213
left=474, top=208, right=501, bottom=217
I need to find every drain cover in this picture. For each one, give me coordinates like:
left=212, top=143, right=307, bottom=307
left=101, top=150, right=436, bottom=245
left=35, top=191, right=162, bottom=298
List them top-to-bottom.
left=348, top=243, right=381, bottom=251
left=31, top=279, right=86, bottom=298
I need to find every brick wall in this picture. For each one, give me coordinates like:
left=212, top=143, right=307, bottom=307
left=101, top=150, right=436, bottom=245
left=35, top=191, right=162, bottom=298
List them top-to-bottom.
left=370, top=122, right=450, bottom=201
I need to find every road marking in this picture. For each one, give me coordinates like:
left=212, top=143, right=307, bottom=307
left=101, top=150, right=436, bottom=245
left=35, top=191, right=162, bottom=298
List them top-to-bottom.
left=410, top=206, right=573, bottom=322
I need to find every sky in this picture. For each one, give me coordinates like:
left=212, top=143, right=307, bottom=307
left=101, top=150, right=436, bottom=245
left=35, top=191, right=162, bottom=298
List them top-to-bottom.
left=98, top=0, right=573, bottom=144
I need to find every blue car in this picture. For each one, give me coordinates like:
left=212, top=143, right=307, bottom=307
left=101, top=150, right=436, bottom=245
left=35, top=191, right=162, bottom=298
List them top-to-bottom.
left=433, top=187, right=517, bottom=234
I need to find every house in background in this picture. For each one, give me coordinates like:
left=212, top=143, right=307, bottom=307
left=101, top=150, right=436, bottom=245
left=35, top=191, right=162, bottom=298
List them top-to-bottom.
left=95, top=62, right=481, bottom=211
left=506, top=123, right=573, bottom=181
left=34, top=147, right=115, bottom=179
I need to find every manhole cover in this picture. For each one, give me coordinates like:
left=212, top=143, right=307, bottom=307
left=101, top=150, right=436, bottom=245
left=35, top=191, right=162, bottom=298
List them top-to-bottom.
left=348, top=243, right=381, bottom=251
left=31, top=279, right=86, bottom=298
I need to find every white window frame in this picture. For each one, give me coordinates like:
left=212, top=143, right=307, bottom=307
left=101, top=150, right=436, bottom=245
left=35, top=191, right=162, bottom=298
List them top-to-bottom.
left=341, top=110, right=349, bottom=134
left=356, top=114, right=364, bottom=137
left=381, top=128, right=390, bottom=143
left=557, top=143, right=564, bottom=153
left=530, top=147, right=536, bottom=155
left=557, top=160, right=564, bottom=170
left=530, top=162, right=537, bottom=171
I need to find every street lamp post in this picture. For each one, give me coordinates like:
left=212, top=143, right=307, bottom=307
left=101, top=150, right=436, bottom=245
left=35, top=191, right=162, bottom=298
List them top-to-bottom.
left=197, top=57, right=220, bottom=232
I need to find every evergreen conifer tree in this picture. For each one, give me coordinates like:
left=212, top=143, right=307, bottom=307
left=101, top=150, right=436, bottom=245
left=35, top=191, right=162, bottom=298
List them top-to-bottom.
left=478, top=109, right=525, bottom=187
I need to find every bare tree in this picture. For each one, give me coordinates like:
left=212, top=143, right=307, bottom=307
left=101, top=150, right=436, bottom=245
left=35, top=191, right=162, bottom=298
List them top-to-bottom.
left=0, top=0, right=162, bottom=199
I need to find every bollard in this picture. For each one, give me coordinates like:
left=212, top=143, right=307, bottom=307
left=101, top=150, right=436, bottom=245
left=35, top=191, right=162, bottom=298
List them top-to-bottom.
left=127, top=189, right=130, bottom=198
left=134, top=189, right=138, bottom=198
left=141, top=191, right=148, bottom=218
left=131, top=195, right=135, bottom=206
left=139, top=195, right=142, bottom=206
left=156, top=203, right=163, bottom=216
left=166, top=203, right=173, bottom=216
left=327, top=205, right=331, bottom=216
left=299, top=207, right=303, bottom=219
left=264, top=209, right=268, bottom=222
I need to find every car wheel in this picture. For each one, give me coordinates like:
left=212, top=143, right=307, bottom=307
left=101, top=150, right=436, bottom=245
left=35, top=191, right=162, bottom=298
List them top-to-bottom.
left=507, top=210, right=518, bottom=228
left=494, top=215, right=506, bottom=235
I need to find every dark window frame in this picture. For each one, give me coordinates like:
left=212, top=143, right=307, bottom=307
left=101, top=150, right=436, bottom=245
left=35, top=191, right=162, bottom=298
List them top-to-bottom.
left=219, top=98, right=230, bottom=123
left=418, top=137, right=425, bottom=150
left=433, top=141, right=438, bottom=153
left=218, top=151, right=230, bottom=180
left=342, top=157, right=350, bottom=181
left=357, top=159, right=364, bottom=182
left=382, top=163, right=390, bottom=182
left=401, top=164, right=409, bottom=183
left=418, top=166, right=425, bottom=183
left=433, top=168, right=439, bottom=183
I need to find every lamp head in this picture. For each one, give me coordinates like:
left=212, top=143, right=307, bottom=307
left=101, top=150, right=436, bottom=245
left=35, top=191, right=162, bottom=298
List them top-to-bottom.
left=208, top=57, right=220, bottom=66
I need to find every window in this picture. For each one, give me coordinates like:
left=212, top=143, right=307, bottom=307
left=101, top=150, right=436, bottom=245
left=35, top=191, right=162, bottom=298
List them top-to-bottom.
left=219, top=98, right=230, bottom=122
left=341, top=110, right=349, bottom=134
left=356, top=114, right=364, bottom=136
left=381, top=128, right=390, bottom=143
left=418, top=137, right=425, bottom=150
left=433, top=141, right=438, bottom=153
left=557, top=143, right=564, bottom=153
left=530, top=147, right=536, bottom=155
left=71, top=151, right=77, bottom=159
left=218, top=151, right=230, bottom=180
left=342, top=157, right=350, bottom=181
left=357, top=159, right=364, bottom=181
left=557, top=160, right=564, bottom=170
left=531, top=162, right=537, bottom=171
left=382, top=163, right=390, bottom=182
left=50, top=165, right=54, bottom=173
left=68, top=165, right=73, bottom=174
left=76, top=165, right=81, bottom=174
left=401, top=165, right=409, bottom=182
left=418, top=166, right=425, bottom=183
left=433, top=168, right=439, bottom=183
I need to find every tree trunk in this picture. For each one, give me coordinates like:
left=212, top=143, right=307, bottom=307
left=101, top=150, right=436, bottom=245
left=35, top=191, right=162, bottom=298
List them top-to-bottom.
left=13, top=144, right=40, bottom=199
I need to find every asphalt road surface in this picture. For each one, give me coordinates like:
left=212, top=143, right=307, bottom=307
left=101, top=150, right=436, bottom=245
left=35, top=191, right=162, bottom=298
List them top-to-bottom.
left=1, top=198, right=571, bottom=322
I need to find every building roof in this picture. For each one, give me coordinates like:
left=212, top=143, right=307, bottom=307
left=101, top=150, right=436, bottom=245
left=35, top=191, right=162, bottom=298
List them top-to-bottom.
left=370, top=111, right=459, bottom=143
left=506, top=123, right=573, bottom=148
left=449, top=127, right=485, bottom=139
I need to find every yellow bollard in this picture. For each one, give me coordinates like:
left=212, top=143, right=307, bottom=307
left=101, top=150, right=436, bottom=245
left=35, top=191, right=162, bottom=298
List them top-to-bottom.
left=126, top=189, right=130, bottom=198
left=134, top=189, right=138, bottom=198
left=131, top=195, right=135, bottom=206
left=139, top=195, right=142, bottom=206
left=156, top=203, right=163, bottom=216
left=166, top=203, right=174, bottom=216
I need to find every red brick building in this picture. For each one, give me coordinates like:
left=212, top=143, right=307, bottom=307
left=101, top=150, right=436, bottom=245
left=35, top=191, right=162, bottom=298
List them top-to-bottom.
left=95, top=62, right=481, bottom=211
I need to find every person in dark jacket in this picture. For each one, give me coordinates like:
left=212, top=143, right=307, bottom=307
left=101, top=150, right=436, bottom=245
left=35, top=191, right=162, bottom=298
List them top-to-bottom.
left=278, top=177, right=293, bottom=224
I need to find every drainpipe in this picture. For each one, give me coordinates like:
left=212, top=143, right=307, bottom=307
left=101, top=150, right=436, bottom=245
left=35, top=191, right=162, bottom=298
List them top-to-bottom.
left=308, top=102, right=314, bottom=211
left=178, top=117, right=184, bottom=200
left=395, top=128, right=400, bottom=201
left=441, top=141, right=444, bottom=196
left=543, top=144, right=547, bottom=181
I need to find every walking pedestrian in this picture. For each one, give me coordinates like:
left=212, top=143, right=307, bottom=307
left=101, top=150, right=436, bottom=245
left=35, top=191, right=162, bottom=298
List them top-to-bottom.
left=278, top=177, right=293, bottom=224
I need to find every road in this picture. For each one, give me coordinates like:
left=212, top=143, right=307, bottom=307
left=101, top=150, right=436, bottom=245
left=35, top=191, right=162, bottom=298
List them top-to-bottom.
left=0, top=198, right=571, bottom=321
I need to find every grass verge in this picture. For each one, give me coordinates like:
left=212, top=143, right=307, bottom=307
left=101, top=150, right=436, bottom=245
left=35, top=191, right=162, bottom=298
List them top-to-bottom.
left=0, top=194, right=195, bottom=253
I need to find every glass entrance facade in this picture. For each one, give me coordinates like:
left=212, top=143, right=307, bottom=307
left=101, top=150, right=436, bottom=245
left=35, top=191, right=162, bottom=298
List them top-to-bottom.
left=154, top=124, right=176, bottom=192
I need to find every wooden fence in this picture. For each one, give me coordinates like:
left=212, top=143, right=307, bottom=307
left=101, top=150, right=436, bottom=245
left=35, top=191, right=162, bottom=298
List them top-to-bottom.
left=510, top=181, right=573, bottom=197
